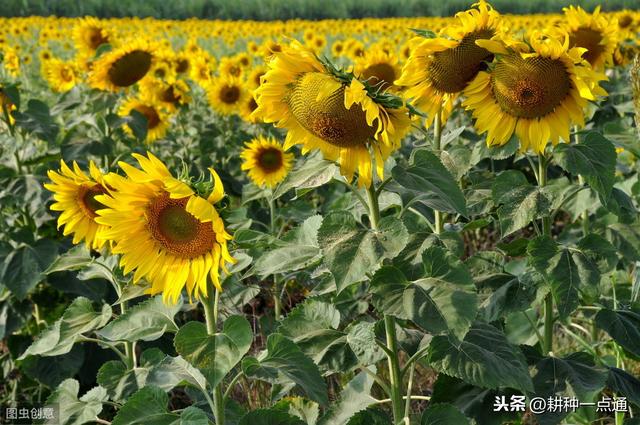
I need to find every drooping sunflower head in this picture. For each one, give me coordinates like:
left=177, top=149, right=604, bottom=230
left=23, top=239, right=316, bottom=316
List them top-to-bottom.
left=395, top=0, right=504, bottom=126
left=560, top=6, right=618, bottom=70
left=73, top=17, right=113, bottom=58
left=463, top=30, right=607, bottom=153
left=88, top=40, right=156, bottom=92
left=253, top=41, right=412, bottom=188
left=354, top=49, right=401, bottom=92
left=43, top=58, right=78, bottom=93
left=207, top=75, right=248, bottom=116
left=118, top=96, right=170, bottom=143
left=241, top=136, right=294, bottom=188
left=95, top=152, right=235, bottom=304
left=44, top=160, right=110, bottom=250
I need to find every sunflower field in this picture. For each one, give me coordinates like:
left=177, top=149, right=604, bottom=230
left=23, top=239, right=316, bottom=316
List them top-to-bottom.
left=1, top=2, right=640, bottom=425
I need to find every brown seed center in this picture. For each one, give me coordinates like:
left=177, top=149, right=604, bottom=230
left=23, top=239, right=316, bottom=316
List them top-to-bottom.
left=569, top=26, right=605, bottom=66
left=427, top=28, right=495, bottom=93
left=107, top=50, right=152, bottom=87
left=491, top=54, right=572, bottom=119
left=361, top=62, right=396, bottom=90
left=288, top=72, right=376, bottom=147
left=258, top=148, right=283, bottom=172
left=79, top=184, right=107, bottom=218
left=147, top=192, right=215, bottom=258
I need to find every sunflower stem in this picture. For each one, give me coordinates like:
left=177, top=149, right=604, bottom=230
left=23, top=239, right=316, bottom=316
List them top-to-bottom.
left=433, top=105, right=444, bottom=234
left=574, top=128, right=590, bottom=237
left=537, top=153, right=554, bottom=354
left=366, top=184, right=380, bottom=231
left=269, top=197, right=283, bottom=320
left=116, top=282, right=136, bottom=369
left=203, top=284, right=225, bottom=425
left=384, top=315, right=404, bottom=425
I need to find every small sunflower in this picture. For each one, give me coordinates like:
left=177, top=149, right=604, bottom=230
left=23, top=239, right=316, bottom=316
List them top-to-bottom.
left=395, top=0, right=503, bottom=126
left=560, top=6, right=618, bottom=70
left=73, top=17, right=113, bottom=58
left=463, top=31, right=607, bottom=153
left=88, top=40, right=156, bottom=92
left=253, top=41, right=411, bottom=188
left=354, top=49, right=401, bottom=91
left=189, top=54, right=215, bottom=86
left=219, top=56, right=244, bottom=78
left=43, top=58, right=78, bottom=92
left=247, top=65, right=268, bottom=90
left=207, top=75, right=248, bottom=115
left=140, top=78, right=191, bottom=111
left=118, top=96, right=170, bottom=143
left=241, top=136, right=294, bottom=188
left=95, top=152, right=235, bottom=303
left=44, top=160, right=110, bottom=250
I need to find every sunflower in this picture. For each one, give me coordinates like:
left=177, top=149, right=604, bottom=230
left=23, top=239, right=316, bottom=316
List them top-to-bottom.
left=395, top=0, right=503, bottom=126
left=560, top=6, right=618, bottom=70
left=73, top=17, right=113, bottom=58
left=463, top=31, right=607, bottom=154
left=88, top=40, right=156, bottom=92
left=253, top=41, right=411, bottom=188
left=2, top=46, right=20, bottom=77
left=354, top=49, right=401, bottom=92
left=189, top=54, right=215, bottom=86
left=219, top=56, right=244, bottom=78
left=44, top=58, right=78, bottom=92
left=247, top=65, right=268, bottom=90
left=207, top=75, right=248, bottom=115
left=140, top=78, right=191, bottom=111
left=0, top=87, right=16, bottom=125
left=239, top=91, right=261, bottom=123
left=118, top=96, right=170, bottom=143
left=241, top=136, right=294, bottom=188
left=94, top=152, right=235, bottom=303
left=44, top=160, right=110, bottom=250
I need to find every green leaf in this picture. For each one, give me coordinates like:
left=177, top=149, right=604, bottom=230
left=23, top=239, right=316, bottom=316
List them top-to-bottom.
left=13, top=99, right=59, bottom=143
left=127, top=109, right=149, bottom=141
left=554, top=132, right=616, bottom=198
left=392, top=150, right=468, bottom=216
left=272, top=153, right=337, bottom=200
left=492, top=170, right=550, bottom=237
left=601, top=187, right=638, bottom=224
left=318, top=212, right=408, bottom=293
left=254, top=215, right=322, bottom=277
left=606, top=223, right=640, bottom=263
left=577, top=234, right=618, bottom=273
left=527, top=236, right=600, bottom=318
left=2, top=239, right=59, bottom=299
left=45, top=245, right=94, bottom=274
left=372, top=247, right=477, bottom=339
left=478, top=272, right=539, bottom=322
left=97, top=295, right=181, bottom=342
left=20, top=297, right=111, bottom=358
left=276, top=299, right=357, bottom=372
left=595, top=309, right=640, bottom=357
left=174, top=315, right=252, bottom=389
left=346, top=322, right=385, bottom=366
left=428, top=323, right=533, bottom=393
left=242, top=333, right=328, bottom=405
left=22, top=345, right=84, bottom=388
left=96, top=350, right=162, bottom=403
left=532, top=352, right=607, bottom=400
left=146, top=355, right=208, bottom=392
left=319, top=367, right=377, bottom=425
left=607, top=367, right=640, bottom=408
left=45, top=379, right=107, bottom=425
left=111, top=386, right=178, bottom=425
left=274, top=397, right=319, bottom=425
left=421, top=404, right=470, bottom=425
left=180, top=406, right=210, bottom=425
left=239, top=409, right=306, bottom=425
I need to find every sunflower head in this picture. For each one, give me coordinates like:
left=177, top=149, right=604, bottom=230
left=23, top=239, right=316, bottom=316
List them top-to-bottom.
left=395, top=0, right=504, bottom=126
left=561, top=5, right=618, bottom=70
left=73, top=17, right=113, bottom=58
left=463, top=30, right=607, bottom=153
left=88, top=40, right=156, bottom=92
left=253, top=41, right=411, bottom=188
left=354, top=49, right=401, bottom=92
left=43, top=58, right=78, bottom=92
left=207, top=75, right=248, bottom=116
left=118, top=96, right=170, bottom=143
left=241, top=136, right=294, bottom=188
left=95, top=152, right=234, bottom=303
left=44, top=160, right=110, bottom=250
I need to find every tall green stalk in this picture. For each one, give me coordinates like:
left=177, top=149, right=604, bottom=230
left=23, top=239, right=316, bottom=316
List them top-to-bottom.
left=433, top=106, right=444, bottom=234
left=574, top=127, right=590, bottom=237
left=537, top=153, right=554, bottom=354
left=366, top=183, right=403, bottom=423
left=269, top=197, right=282, bottom=320
left=204, top=285, right=225, bottom=425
